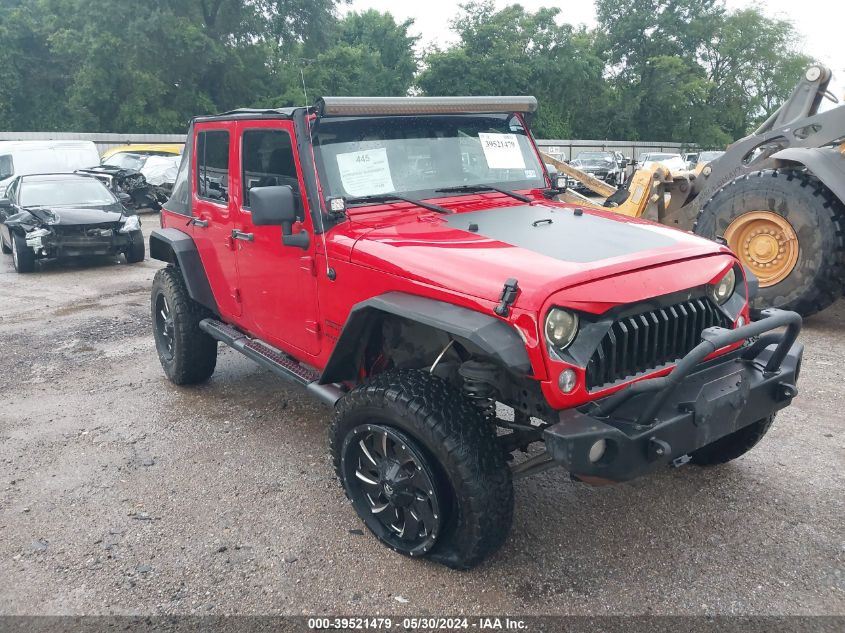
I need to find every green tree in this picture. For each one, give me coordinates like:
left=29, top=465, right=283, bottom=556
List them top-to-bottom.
left=0, top=0, right=341, bottom=132
left=595, top=0, right=813, bottom=145
left=418, top=2, right=609, bottom=138
left=700, top=8, right=813, bottom=135
left=297, top=9, right=418, bottom=99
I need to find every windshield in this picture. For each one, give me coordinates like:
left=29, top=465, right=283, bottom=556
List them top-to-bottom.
left=312, top=113, right=545, bottom=201
left=103, top=152, right=149, bottom=170
left=574, top=152, right=613, bottom=165
left=644, top=153, right=678, bottom=161
left=20, top=178, right=116, bottom=207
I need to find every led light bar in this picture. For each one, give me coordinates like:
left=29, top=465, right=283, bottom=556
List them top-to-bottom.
left=317, top=96, right=538, bottom=117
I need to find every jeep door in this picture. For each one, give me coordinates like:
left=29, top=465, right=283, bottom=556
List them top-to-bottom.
left=233, top=122, right=321, bottom=356
left=189, top=124, right=242, bottom=319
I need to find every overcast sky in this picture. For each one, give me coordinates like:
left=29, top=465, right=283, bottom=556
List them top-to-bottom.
left=344, top=0, right=844, bottom=74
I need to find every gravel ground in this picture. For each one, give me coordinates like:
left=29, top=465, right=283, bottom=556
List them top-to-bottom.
left=0, top=220, right=843, bottom=617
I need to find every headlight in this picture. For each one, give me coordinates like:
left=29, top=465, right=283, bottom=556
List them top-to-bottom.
left=119, top=214, right=141, bottom=233
left=25, top=228, right=51, bottom=248
left=709, top=267, right=736, bottom=305
left=545, top=308, right=579, bottom=351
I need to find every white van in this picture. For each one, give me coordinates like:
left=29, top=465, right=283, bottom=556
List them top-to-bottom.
left=0, top=140, right=100, bottom=198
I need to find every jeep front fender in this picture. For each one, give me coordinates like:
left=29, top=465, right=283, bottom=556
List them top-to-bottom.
left=149, top=228, right=218, bottom=314
left=319, top=292, right=532, bottom=384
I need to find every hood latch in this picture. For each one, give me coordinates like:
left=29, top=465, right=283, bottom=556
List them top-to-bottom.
left=494, top=278, right=519, bottom=317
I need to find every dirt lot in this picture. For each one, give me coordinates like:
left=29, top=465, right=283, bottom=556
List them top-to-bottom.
left=0, top=220, right=843, bottom=617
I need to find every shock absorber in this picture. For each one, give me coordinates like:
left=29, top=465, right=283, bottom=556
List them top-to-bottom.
left=459, top=360, right=499, bottom=422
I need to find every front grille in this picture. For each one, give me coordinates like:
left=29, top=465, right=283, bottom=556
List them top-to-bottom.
left=54, top=223, right=120, bottom=236
left=585, top=297, right=730, bottom=390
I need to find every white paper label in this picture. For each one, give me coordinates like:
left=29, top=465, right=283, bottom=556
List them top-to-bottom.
left=478, top=133, right=526, bottom=170
left=336, top=148, right=394, bottom=196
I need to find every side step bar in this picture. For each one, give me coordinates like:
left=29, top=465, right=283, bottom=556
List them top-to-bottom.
left=199, top=318, right=344, bottom=407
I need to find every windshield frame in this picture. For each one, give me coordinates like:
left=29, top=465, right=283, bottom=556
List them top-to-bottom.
left=311, top=112, right=548, bottom=207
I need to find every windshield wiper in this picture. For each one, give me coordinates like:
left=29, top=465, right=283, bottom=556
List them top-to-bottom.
left=435, top=184, right=532, bottom=203
left=345, top=193, right=452, bottom=214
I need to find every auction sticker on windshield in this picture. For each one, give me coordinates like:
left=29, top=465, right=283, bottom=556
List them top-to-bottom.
left=478, top=133, right=526, bottom=170
left=336, top=147, right=395, bottom=196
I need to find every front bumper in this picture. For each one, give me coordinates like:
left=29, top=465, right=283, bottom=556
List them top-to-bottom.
left=542, top=309, right=802, bottom=483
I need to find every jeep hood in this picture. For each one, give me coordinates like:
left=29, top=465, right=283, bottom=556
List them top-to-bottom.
left=350, top=203, right=730, bottom=310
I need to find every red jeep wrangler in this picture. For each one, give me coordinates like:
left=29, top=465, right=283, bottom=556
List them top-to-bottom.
left=149, top=97, right=803, bottom=569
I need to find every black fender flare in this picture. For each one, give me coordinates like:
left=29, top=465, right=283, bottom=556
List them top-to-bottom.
left=773, top=147, right=845, bottom=203
left=149, top=228, right=218, bottom=314
left=319, top=292, right=532, bottom=384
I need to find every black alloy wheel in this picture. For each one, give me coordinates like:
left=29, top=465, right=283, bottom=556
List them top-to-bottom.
left=154, top=291, right=175, bottom=362
left=341, top=424, right=443, bottom=557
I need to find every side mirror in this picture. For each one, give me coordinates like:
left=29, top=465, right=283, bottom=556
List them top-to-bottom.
left=544, top=164, right=567, bottom=190
left=250, top=185, right=309, bottom=249
left=117, top=192, right=132, bottom=205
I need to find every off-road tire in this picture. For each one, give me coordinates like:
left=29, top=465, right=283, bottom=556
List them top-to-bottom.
left=694, top=169, right=845, bottom=317
left=125, top=229, right=145, bottom=263
left=11, top=232, right=35, bottom=273
left=151, top=266, right=217, bottom=385
left=330, top=369, right=514, bottom=569
left=690, top=415, right=776, bottom=466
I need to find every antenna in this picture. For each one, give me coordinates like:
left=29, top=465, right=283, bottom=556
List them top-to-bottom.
left=300, top=67, right=308, bottom=106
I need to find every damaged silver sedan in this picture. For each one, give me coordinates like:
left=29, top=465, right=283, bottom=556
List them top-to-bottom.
left=0, top=173, right=144, bottom=273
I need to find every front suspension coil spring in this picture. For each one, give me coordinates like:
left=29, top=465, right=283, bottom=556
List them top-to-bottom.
left=459, top=360, right=499, bottom=421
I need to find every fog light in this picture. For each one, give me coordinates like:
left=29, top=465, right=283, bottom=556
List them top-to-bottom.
left=736, top=315, right=746, bottom=328
left=558, top=368, right=577, bottom=393
left=588, top=439, right=607, bottom=463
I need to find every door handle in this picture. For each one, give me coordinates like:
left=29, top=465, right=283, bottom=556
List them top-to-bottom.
left=189, top=217, right=209, bottom=228
left=231, top=229, right=254, bottom=242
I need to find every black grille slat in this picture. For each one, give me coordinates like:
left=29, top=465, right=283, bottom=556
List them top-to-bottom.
left=585, top=296, right=730, bottom=390
left=689, top=301, right=701, bottom=347
left=678, top=304, right=690, bottom=354
left=657, top=309, right=670, bottom=360
left=648, top=312, right=660, bottom=368
left=629, top=318, right=640, bottom=373
left=617, top=321, right=629, bottom=381
left=606, top=327, right=618, bottom=382
left=595, top=342, right=608, bottom=386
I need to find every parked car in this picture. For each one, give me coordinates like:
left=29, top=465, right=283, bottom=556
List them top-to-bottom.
left=148, top=96, right=803, bottom=569
left=0, top=140, right=100, bottom=199
left=100, top=143, right=183, bottom=167
left=100, top=146, right=183, bottom=202
left=696, top=150, right=725, bottom=166
left=568, top=151, right=627, bottom=188
left=639, top=152, right=688, bottom=171
left=683, top=152, right=699, bottom=169
left=77, top=163, right=172, bottom=212
left=0, top=173, right=144, bottom=272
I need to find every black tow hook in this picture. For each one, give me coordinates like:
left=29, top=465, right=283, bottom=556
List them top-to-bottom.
left=776, top=382, right=798, bottom=402
left=647, top=437, right=672, bottom=462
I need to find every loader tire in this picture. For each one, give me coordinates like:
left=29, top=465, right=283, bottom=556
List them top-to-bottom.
left=694, top=169, right=845, bottom=318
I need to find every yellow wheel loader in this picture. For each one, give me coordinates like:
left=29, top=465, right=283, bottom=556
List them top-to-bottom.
left=544, top=64, right=845, bottom=318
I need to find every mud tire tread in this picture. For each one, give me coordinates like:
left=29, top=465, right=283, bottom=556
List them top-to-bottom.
left=151, top=265, right=217, bottom=385
left=330, top=368, right=513, bottom=570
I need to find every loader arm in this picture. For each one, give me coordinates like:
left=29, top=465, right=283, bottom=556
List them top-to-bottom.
left=660, top=65, right=844, bottom=230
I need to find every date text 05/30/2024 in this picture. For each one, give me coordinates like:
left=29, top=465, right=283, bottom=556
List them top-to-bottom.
left=307, top=617, right=528, bottom=630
